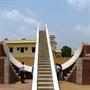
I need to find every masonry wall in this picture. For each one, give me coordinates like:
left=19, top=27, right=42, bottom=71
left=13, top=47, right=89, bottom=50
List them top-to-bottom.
left=0, top=43, right=6, bottom=84
left=0, top=43, right=6, bottom=56
left=80, top=44, right=90, bottom=57
left=80, top=44, right=90, bottom=84
left=0, top=58, right=4, bottom=84
left=82, top=58, right=90, bottom=85
left=9, top=65, right=19, bottom=83
left=68, top=68, right=76, bottom=83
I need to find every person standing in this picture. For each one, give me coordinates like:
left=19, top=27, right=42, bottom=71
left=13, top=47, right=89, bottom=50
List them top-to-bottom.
left=19, top=62, right=25, bottom=83
left=55, top=63, right=63, bottom=81
left=55, top=63, right=60, bottom=81
left=58, top=64, right=63, bottom=81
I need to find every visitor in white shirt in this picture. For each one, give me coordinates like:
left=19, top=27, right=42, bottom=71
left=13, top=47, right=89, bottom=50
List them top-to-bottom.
left=19, top=62, right=25, bottom=83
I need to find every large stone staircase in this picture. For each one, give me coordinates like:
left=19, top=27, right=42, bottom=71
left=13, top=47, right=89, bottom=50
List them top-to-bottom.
left=37, top=31, right=54, bottom=90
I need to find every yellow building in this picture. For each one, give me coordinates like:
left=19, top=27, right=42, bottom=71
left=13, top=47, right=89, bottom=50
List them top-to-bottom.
left=6, top=39, right=36, bottom=66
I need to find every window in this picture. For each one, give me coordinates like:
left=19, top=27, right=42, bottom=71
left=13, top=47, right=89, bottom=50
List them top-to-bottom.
left=9, top=47, right=13, bottom=53
left=17, top=47, right=28, bottom=53
left=25, top=47, right=28, bottom=51
left=32, top=47, right=35, bottom=53
left=17, top=48, right=19, bottom=51
left=20, top=48, right=24, bottom=53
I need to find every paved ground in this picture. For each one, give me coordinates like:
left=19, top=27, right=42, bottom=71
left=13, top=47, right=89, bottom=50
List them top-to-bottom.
left=0, top=80, right=90, bottom=90
left=0, top=80, right=32, bottom=90
left=60, top=81, right=90, bottom=90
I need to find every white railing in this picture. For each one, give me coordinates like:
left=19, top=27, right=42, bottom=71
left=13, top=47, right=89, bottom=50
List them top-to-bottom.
left=45, top=24, right=60, bottom=90
left=32, top=25, right=39, bottom=90
left=3, top=42, right=32, bottom=72
left=62, top=43, right=83, bottom=70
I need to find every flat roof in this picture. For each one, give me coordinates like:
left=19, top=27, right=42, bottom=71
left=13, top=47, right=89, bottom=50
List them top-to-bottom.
left=5, top=40, right=36, bottom=44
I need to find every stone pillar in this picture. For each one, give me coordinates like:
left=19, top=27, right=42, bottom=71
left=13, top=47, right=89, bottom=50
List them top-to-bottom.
left=4, top=57, right=9, bottom=84
left=76, top=58, right=82, bottom=84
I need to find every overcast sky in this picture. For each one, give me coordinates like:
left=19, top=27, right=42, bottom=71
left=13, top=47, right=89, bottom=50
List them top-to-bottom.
left=0, top=0, right=90, bottom=50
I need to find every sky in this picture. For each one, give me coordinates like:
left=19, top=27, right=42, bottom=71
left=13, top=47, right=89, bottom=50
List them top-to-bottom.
left=0, top=0, right=90, bottom=50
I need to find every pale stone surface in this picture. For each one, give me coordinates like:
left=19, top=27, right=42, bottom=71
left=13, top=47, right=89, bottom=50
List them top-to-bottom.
left=4, top=57, right=9, bottom=84
left=76, top=58, right=82, bottom=84
left=0, top=80, right=90, bottom=90
left=0, top=80, right=32, bottom=90
left=60, top=81, right=90, bottom=90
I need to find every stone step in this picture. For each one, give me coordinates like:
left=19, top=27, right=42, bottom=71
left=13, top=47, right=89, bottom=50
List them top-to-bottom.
left=39, top=52, right=48, bottom=53
left=39, top=53, right=49, bottom=55
left=38, top=54, right=49, bottom=56
left=38, top=55, right=49, bottom=58
left=38, top=57, right=49, bottom=59
left=38, top=58, right=50, bottom=60
left=38, top=59, right=49, bottom=60
left=38, top=60, right=50, bottom=62
left=38, top=60, right=49, bottom=62
left=38, top=62, right=50, bottom=64
left=38, top=62, right=50, bottom=65
left=38, top=63, right=50, bottom=65
left=38, top=64, right=50, bottom=66
left=38, top=65, right=51, bottom=67
left=38, top=67, right=51, bottom=69
left=70, top=69, right=73, bottom=73
left=38, top=70, right=51, bottom=73
left=39, top=70, right=51, bottom=72
left=38, top=72, right=52, bottom=75
left=67, top=73, right=70, bottom=77
left=38, top=74, right=52, bottom=77
left=38, top=75, right=52, bottom=78
left=38, top=76, right=52, bottom=78
left=64, top=76, right=68, bottom=80
left=38, top=77, right=52, bottom=81
left=38, top=82, right=53, bottom=85
left=38, top=83, right=53, bottom=87
left=37, top=86, right=53, bottom=90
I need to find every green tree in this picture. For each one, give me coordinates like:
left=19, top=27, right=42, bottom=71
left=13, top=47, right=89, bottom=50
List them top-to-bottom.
left=61, top=45, right=72, bottom=57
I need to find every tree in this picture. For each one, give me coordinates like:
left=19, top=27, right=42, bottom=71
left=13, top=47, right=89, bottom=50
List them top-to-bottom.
left=61, top=45, right=72, bottom=57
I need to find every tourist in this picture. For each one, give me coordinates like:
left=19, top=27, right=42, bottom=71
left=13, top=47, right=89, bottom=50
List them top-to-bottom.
left=19, top=62, right=25, bottom=83
left=55, top=63, right=62, bottom=81
left=55, top=63, right=60, bottom=81
left=58, top=64, right=63, bottom=81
